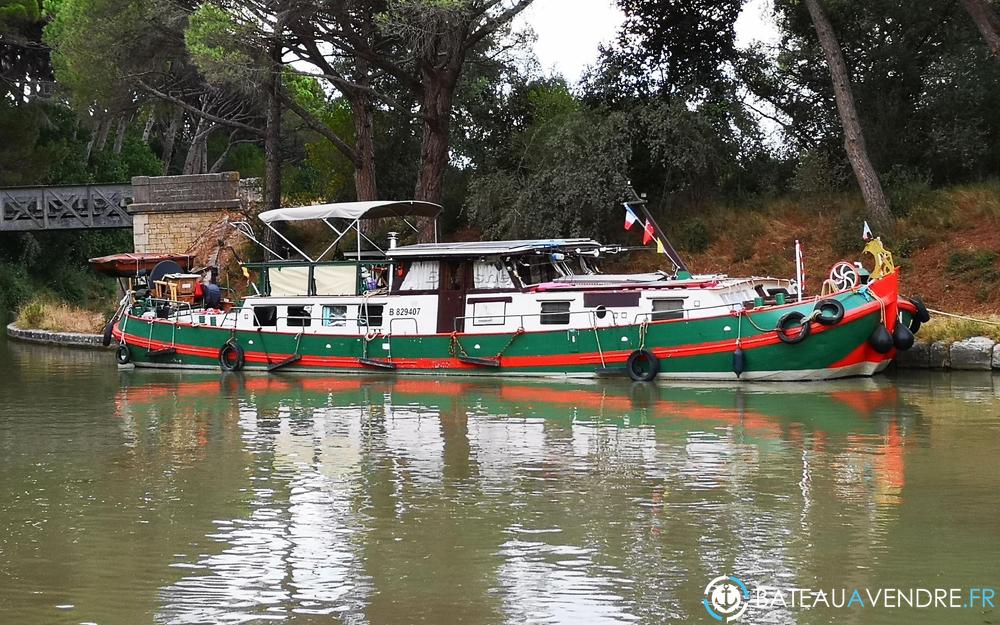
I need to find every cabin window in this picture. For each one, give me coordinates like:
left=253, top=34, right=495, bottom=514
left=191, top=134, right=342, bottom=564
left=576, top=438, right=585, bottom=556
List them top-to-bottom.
left=519, top=259, right=559, bottom=285
left=399, top=261, right=439, bottom=291
left=473, top=261, right=514, bottom=290
left=651, top=299, right=685, bottom=321
left=540, top=301, right=571, bottom=325
left=359, top=304, right=384, bottom=327
left=253, top=305, right=278, bottom=327
left=287, top=305, right=312, bottom=327
left=322, top=305, right=348, bottom=327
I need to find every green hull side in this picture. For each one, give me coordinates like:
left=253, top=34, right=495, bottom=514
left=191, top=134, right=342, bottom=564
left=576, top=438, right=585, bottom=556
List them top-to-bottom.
left=116, top=287, right=890, bottom=378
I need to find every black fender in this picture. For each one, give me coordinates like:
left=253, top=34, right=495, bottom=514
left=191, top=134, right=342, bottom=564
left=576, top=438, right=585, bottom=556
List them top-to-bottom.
left=910, top=296, right=930, bottom=323
left=813, top=299, right=845, bottom=326
left=776, top=312, right=811, bottom=344
left=893, top=322, right=915, bottom=351
left=869, top=323, right=894, bottom=354
left=219, top=343, right=246, bottom=372
left=115, top=344, right=131, bottom=365
left=625, top=349, right=660, bottom=382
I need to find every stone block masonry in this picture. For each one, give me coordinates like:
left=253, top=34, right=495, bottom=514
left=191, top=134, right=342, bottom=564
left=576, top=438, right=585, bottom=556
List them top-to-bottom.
left=129, top=172, right=243, bottom=254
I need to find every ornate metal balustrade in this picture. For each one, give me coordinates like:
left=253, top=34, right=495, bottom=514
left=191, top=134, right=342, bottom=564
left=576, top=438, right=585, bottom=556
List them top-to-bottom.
left=0, top=184, right=133, bottom=231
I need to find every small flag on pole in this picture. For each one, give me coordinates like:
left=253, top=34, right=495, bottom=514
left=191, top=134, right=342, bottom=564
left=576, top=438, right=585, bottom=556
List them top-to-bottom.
left=624, top=204, right=639, bottom=230
left=642, top=219, right=654, bottom=245
left=862, top=221, right=873, bottom=241
left=656, top=238, right=665, bottom=254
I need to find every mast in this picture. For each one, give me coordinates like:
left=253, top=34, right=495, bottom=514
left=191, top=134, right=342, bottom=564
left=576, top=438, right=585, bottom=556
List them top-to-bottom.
left=625, top=187, right=688, bottom=273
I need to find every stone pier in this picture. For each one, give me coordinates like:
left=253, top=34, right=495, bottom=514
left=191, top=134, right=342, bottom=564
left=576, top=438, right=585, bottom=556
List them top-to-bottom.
left=128, top=172, right=244, bottom=254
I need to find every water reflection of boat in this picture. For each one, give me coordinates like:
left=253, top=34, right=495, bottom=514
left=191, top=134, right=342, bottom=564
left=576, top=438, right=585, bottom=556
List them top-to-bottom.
left=109, top=372, right=919, bottom=624
left=116, top=372, right=903, bottom=438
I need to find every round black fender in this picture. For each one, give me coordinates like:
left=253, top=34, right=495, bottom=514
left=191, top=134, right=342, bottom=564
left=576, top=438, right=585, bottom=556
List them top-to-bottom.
left=910, top=296, right=930, bottom=323
left=813, top=299, right=845, bottom=326
left=776, top=312, right=811, bottom=344
left=908, top=315, right=922, bottom=335
left=102, top=321, right=115, bottom=347
left=893, top=322, right=915, bottom=351
left=869, top=323, right=894, bottom=354
left=219, top=343, right=246, bottom=372
left=115, top=344, right=131, bottom=365
left=732, top=347, right=746, bottom=377
left=625, top=349, right=660, bottom=382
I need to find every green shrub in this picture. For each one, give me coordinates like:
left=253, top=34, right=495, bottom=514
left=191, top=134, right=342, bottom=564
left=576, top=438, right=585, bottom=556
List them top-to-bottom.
left=830, top=208, right=869, bottom=256
left=675, top=219, right=712, bottom=253
left=947, top=249, right=996, bottom=274
left=0, top=262, right=32, bottom=316
left=16, top=300, right=45, bottom=328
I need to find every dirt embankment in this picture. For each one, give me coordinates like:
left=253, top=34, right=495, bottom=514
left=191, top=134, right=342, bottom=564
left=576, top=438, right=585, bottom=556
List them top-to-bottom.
left=666, top=182, right=1000, bottom=316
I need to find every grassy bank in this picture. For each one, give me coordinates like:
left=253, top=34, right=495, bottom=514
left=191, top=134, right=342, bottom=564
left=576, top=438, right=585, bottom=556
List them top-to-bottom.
left=14, top=299, right=107, bottom=334
left=914, top=315, right=1000, bottom=343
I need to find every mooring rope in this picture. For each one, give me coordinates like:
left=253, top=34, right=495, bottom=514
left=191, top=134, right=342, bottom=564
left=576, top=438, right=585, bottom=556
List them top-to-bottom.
left=926, top=308, right=1000, bottom=326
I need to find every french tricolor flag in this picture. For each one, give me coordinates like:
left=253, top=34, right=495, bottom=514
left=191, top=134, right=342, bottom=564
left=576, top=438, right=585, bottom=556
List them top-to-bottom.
left=624, top=204, right=639, bottom=230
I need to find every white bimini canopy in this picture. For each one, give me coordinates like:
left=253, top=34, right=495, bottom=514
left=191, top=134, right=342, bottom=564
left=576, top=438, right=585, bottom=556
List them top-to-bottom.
left=258, top=200, right=442, bottom=224
left=387, top=239, right=602, bottom=258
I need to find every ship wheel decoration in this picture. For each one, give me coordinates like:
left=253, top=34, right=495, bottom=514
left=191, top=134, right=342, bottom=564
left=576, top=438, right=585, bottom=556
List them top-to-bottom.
left=828, top=261, right=860, bottom=291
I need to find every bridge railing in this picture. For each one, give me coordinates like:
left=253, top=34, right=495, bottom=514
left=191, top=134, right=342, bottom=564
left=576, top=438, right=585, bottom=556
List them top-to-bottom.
left=0, top=184, right=133, bottom=231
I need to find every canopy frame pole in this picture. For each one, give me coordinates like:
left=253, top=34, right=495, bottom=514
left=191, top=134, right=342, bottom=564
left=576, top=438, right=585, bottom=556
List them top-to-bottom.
left=317, top=219, right=351, bottom=262
left=229, top=221, right=284, bottom=260
left=266, top=222, right=314, bottom=262
left=357, top=229, right=387, bottom=256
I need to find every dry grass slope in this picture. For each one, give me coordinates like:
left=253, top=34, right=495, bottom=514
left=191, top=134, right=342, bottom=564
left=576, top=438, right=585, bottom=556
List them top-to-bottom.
left=16, top=299, right=106, bottom=334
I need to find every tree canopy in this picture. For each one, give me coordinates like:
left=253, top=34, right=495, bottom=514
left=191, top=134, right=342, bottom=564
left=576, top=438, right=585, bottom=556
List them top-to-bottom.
left=0, top=0, right=996, bottom=239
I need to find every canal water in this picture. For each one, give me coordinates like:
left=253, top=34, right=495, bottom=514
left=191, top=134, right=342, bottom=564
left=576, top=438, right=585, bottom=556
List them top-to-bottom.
left=0, top=334, right=998, bottom=625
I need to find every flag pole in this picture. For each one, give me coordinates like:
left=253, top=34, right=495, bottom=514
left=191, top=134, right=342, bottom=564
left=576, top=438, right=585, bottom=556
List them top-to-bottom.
left=625, top=186, right=688, bottom=273
left=795, top=239, right=804, bottom=301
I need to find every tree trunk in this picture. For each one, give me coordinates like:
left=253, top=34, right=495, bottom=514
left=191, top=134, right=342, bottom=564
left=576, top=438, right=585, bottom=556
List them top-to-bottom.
left=804, top=0, right=893, bottom=228
left=960, top=0, right=1000, bottom=58
left=264, top=33, right=283, bottom=214
left=350, top=67, right=378, bottom=202
left=413, top=69, right=457, bottom=242
left=414, top=73, right=454, bottom=207
left=161, top=107, right=183, bottom=174
left=142, top=110, right=155, bottom=143
left=112, top=114, right=129, bottom=155
left=94, top=116, right=112, bottom=153
left=183, top=116, right=206, bottom=174
left=84, top=119, right=97, bottom=162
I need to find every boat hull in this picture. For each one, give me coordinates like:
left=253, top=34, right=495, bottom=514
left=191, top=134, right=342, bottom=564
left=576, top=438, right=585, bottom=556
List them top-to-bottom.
left=113, top=272, right=901, bottom=381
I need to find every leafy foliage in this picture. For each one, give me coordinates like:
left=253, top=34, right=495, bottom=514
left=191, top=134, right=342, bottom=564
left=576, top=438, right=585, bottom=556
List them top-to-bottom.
left=466, top=82, right=633, bottom=240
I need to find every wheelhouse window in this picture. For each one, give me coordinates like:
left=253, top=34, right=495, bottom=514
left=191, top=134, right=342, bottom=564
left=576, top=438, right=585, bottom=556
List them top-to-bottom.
left=518, top=258, right=560, bottom=286
left=473, top=261, right=514, bottom=290
left=651, top=299, right=684, bottom=321
left=540, top=301, right=571, bottom=325
left=359, top=304, right=384, bottom=327
left=253, top=305, right=277, bottom=327
left=287, top=305, right=312, bottom=327
left=322, top=305, right=348, bottom=327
